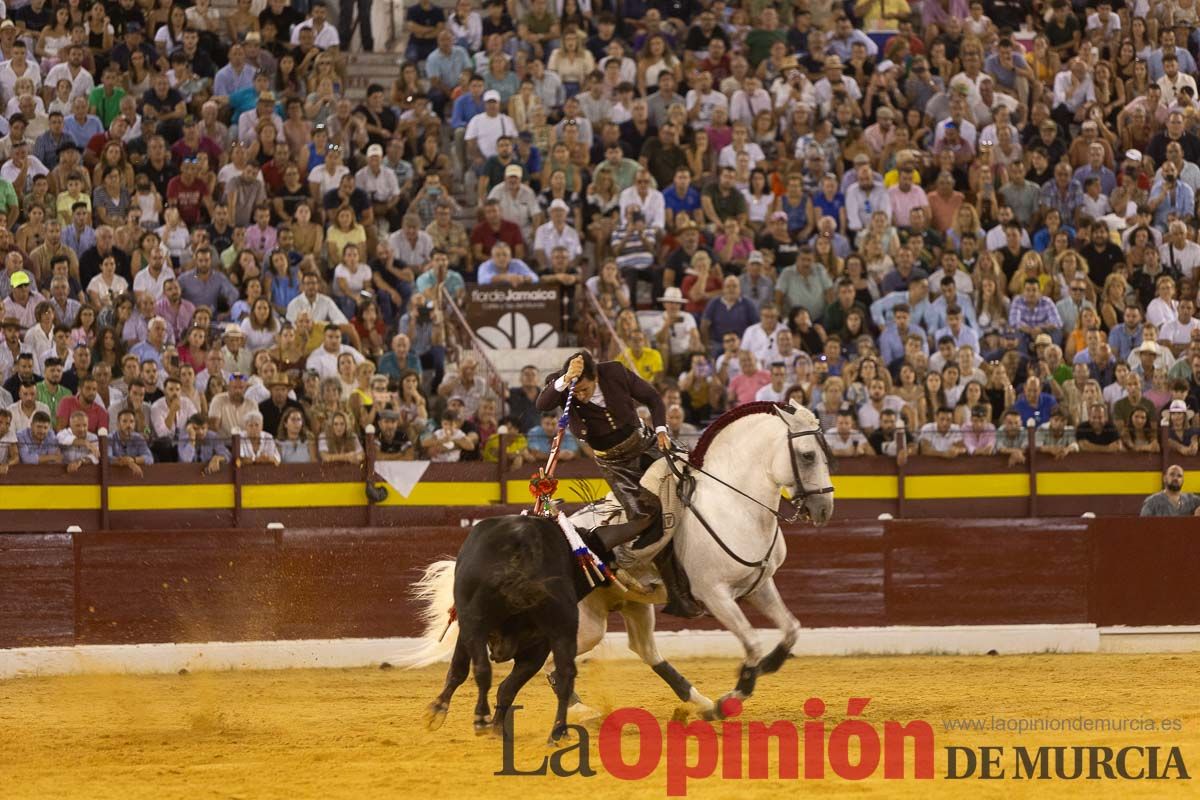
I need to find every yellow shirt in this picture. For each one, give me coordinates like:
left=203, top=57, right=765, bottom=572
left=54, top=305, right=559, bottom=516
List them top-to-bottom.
left=57, top=191, right=91, bottom=223
left=620, top=346, right=664, bottom=383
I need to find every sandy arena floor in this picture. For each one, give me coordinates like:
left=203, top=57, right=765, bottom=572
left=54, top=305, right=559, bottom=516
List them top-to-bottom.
left=1, top=653, right=1197, bottom=799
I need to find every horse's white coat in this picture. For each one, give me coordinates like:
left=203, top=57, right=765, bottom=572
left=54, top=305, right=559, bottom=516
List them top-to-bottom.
left=662, top=406, right=834, bottom=699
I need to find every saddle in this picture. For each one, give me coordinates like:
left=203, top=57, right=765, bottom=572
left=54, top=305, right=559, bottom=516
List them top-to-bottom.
left=578, top=458, right=688, bottom=590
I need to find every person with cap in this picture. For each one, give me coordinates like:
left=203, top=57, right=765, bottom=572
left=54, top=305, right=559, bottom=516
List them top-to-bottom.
left=813, top=54, right=863, bottom=115
left=465, top=88, right=517, bottom=171
left=236, top=89, right=284, bottom=147
left=354, top=143, right=401, bottom=230
left=487, top=162, right=542, bottom=243
left=531, top=198, right=582, bottom=270
left=3, top=271, right=45, bottom=329
left=651, top=286, right=701, bottom=373
left=1164, top=399, right=1200, bottom=455
left=1141, top=464, right=1200, bottom=516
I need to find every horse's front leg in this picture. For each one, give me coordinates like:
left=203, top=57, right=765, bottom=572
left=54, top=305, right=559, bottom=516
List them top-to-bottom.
left=745, top=577, right=801, bottom=676
left=691, top=582, right=763, bottom=720
left=621, top=600, right=714, bottom=714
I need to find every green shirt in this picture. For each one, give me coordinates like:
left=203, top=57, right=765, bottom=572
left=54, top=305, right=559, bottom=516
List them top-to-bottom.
left=743, top=29, right=787, bottom=68
left=87, top=86, right=126, bottom=128
left=0, top=178, right=17, bottom=216
left=36, top=381, right=72, bottom=425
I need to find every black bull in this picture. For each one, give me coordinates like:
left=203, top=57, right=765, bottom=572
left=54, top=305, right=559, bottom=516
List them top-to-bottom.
left=426, top=514, right=591, bottom=743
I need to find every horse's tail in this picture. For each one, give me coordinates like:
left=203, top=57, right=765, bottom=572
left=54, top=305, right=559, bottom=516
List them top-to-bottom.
left=393, top=559, right=459, bottom=668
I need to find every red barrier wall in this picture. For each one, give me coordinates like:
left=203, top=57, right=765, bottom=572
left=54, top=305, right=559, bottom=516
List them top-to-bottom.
left=2, top=518, right=1198, bottom=650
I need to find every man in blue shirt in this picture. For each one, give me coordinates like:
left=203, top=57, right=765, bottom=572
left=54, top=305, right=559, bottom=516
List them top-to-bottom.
left=425, top=30, right=472, bottom=115
left=451, top=75, right=487, bottom=186
left=63, top=98, right=104, bottom=149
left=1149, top=160, right=1194, bottom=229
left=662, top=166, right=702, bottom=230
left=477, top=243, right=538, bottom=285
left=701, top=276, right=760, bottom=359
left=1107, top=305, right=1145, bottom=363
left=377, top=333, right=422, bottom=381
left=1013, top=376, right=1058, bottom=426
left=110, top=408, right=154, bottom=476
left=524, top=411, right=580, bottom=460
left=17, top=412, right=62, bottom=464
left=177, top=413, right=231, bottom=475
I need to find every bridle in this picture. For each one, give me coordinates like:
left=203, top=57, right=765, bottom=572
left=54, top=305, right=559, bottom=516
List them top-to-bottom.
left=656, top=409, right=835, bottom=593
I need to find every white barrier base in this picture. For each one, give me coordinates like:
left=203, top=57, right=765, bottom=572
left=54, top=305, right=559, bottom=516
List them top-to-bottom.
left=9, top=623, right=1192, bottom=680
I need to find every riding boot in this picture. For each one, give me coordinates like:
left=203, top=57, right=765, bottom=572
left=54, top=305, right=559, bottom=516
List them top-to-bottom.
left=654, top=546, right=705, bottom=619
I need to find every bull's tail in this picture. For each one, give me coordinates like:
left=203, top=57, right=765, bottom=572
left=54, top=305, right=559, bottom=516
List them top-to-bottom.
left=394, top=560, right=459, bottom=668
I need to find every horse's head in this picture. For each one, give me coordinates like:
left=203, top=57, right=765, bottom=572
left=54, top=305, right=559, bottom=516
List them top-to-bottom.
left=772, top=404, right=835, bottom=526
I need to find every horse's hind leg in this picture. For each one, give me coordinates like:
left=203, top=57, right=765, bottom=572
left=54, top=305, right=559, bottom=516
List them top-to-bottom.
left=746, top=577, right=801, bottom=677
left=692, top=583, right=763, bottom=719
left=622, top=600, right=714, bottom=714
left=426, top=637, right=471, bottom=731
left=491, top=639, right=551, bottom=738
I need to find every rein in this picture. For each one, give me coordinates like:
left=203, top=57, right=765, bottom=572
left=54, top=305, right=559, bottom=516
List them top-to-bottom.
left=659, top=414, right=835, bottom=594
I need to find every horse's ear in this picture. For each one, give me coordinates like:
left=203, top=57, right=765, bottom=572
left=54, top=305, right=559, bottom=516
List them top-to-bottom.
left=774, top=404, right=797, bottom=425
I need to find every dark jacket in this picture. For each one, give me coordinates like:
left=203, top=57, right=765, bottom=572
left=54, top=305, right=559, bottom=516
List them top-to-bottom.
left=536, top=361, right=666, bottom=448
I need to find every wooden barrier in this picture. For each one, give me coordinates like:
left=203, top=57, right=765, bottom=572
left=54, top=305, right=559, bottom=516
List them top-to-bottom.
left=1, top=433, right=1197, bottom=532
left=1, top=518, right=1198, bottom=650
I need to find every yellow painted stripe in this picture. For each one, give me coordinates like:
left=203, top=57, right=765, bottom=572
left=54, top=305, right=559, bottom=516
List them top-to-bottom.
left=1038, top=471, right=1164, bottom=496
left=905, top=473, right=1030, bottom=500
left=831, top=475, right=898, bottom=500
left=505, top=478, right=610, bottom=504
left=243, top=481, right=499, bottom=509
left=109, top=484, right=234, bottom=510
left=0, top=485, right=101, bottom=510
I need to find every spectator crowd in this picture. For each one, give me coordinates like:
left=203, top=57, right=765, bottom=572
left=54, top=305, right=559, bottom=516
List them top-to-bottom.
left=1, top=0, right=1200, bottom=477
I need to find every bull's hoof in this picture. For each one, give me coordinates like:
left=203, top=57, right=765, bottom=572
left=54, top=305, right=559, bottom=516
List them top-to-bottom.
left=424, top=702, right=448, bottom=731
left=473, top=714, right=493, bottom=735
left=547, top=723, right=571, bottom=747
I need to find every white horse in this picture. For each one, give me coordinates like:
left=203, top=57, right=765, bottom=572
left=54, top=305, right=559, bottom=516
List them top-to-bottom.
left=403, top=401, right=833, bottom=721
left=563, top=401, right=834, bottom=716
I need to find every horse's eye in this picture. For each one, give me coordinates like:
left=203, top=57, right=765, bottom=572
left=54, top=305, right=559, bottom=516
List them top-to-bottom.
left=802, top=452, right=817, bottom=464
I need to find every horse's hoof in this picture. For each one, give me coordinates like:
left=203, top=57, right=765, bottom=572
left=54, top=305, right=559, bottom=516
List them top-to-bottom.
left=566, top=702, right=601, bottom=726
left=425, top=703, right=448, bottom=731
left=699, top=704, right=722, bottom=721
left=473, top=715, right=493, bottom=736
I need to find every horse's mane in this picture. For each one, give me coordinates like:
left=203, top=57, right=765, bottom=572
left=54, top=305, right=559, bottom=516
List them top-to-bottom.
left=689, top=402, right=789, bottom=468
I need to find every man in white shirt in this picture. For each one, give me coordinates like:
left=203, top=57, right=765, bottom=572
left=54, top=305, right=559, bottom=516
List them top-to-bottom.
left=290, top=2, right=341, bottom=48
left=0, top=40, right=42, bottom=106
left=44, top=45, right=95, bottom=101
left=1157, top=53, right=1197, bottom=106
left=684, top=69, right=729, bottom=131
left=465, top=90, right=517, bottom=165
left=844, top=163, right=892, bottom=232
left=618, top=168, right=666, bottom=231
left=531, top=199, right=582, bottom=269
left=1159, top=221, right=1200, bottom=282
left=131, top=247, right=174, bottom=300
left=286, top=271, right=360, bottom=346
left=1160, top=298, right=1200, bottom=354
left=739, top=303, right=785, bottom=366
left=306, top=324, right=366, bottom=379
left=754, top=362, right=790, bottom=403
left=150, top=376, right=198, bottom=442
left=856, top=378, right=908, bottom=433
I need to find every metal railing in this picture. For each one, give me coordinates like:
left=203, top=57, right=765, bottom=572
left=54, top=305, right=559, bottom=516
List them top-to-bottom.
left=438, top=284, right=509, bottom=415
left=582, top=284, right=628, bottom=362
